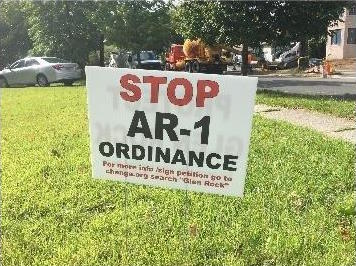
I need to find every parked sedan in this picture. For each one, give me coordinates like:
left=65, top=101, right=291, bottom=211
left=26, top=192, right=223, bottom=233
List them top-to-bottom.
left=0, top=57, right=82, bottom=87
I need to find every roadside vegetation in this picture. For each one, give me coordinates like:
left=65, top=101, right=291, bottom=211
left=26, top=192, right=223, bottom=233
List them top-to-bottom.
left=1, top=87, right=354, bottom=265
left=256, top=90, right=356, bottom=119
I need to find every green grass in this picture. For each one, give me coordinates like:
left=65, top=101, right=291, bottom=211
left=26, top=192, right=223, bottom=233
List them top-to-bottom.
left=1, top=86, right=355, bottom=266
left=256, top=90, right=356, bottom=119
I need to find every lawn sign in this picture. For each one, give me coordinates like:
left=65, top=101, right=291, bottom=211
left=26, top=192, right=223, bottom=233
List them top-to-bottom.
left=86, top=67, right=257, bottom=197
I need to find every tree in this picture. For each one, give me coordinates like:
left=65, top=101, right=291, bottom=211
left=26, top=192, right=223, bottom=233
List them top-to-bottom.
left=83, top=0, right=175, bottom=64
left=0, top=1, right=32, bottom=69
left=24, top=1, right=175, bottom=67
left=25, top=1, right=101, bottom=67
left=84, top=1, right=118, bottom=66
left=101, top=1, right=173, bottom=54
left=174, top=1, right=349, bottom=75
left=174, top=1, right=278, bottom=75
left=271, top=2, right=347, bottom=57
left=308, top=36, right=327, bottom=59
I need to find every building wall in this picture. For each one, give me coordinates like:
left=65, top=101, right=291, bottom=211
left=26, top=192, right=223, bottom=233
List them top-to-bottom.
left=326, top=7, right=356, bottom=59
left=344, top=10, right=356, bottom=58
left=326, top=29, right=344, bottom=59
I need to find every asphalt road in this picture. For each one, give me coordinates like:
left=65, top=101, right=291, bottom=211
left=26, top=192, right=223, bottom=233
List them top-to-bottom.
left=256, top=76, right=356, bottom=98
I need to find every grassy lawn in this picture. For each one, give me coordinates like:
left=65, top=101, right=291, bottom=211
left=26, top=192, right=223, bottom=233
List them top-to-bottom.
left=1, top=86, right=355, bottom=266
left=256, top=90, right=355, bottom=119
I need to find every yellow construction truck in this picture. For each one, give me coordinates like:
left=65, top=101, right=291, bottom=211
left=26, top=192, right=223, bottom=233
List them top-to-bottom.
left=165, top=39, right=229, bottom=74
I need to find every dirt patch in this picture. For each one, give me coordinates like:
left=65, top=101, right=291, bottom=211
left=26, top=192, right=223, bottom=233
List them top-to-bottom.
left=329, top=59, right=356, bottom=72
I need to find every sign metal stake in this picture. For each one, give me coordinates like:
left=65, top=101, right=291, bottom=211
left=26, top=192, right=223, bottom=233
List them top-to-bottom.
left=123, top=179, right=129, bottom=266
left=183, top=187, right=190, bottom=265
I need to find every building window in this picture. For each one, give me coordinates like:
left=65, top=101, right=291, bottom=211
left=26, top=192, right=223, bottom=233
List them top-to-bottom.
left=349, top=6, right=356, bottom=15
left=347, top=28, right=356, bottom=44
left=331, top=29, right=342, bottom=45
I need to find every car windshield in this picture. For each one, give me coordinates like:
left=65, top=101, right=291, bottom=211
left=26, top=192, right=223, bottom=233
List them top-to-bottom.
left=140, top=52, right=156, bottom=61
left=41, top=57, right=69, bottom=63
left=10, top=60, right=25, bottom=69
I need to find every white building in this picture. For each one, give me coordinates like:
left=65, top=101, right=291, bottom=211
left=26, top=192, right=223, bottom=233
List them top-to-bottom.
left=326, top=6, right=356, bottom=59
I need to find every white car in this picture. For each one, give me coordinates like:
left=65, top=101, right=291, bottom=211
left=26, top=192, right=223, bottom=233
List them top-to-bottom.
left=0, top=57, right=82, bottom=87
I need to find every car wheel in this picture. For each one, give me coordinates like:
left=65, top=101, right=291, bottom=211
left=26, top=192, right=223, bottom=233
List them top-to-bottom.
left=192, top=61, right=200, bottom=73
left=216, top=68, right=224, bottom=75
left=37, top=74, right=49, bottom=87
left=0, top=77, right=8, bottom=88
left=64, top=81, right=74, bottom=86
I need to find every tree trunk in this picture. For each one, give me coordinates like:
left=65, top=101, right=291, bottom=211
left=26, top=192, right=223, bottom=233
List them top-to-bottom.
left=64, top=2, right=73, bottom=60
left=99, top=33, right=105, bottom=67
left=298, top=38, right=309, bottom=69
left=299, top=38, right=308, bottom=57
left=241, top=43, right=249, bottom=76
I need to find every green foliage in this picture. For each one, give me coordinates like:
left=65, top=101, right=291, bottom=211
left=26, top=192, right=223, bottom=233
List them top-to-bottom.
left=22, top=0, right=176, bottom=65
left=0, top=1, right=32, bottom=68
left=102, top=1, right=173, bottom=53
left=173, top=1, right=222, bottom=45
left=173, top=1, right=280, bottom=75
left=173, top=1, right=348, bottom=74
left=174, top=1, right=348, bottom=48
left=174, top=1, right=278, bottom=46
left=25, top=2, right=100, bottom=67
left=271, top=2, right=347, bottom=56
left=272, top=2, right=347, bottom=46
left=308, top=36, right=327, bottom=58
left=87, top=51, right=100, bottom=66
left=1, top=86, right=355, bottom=265
left=256, top=90, right=356, bottom=119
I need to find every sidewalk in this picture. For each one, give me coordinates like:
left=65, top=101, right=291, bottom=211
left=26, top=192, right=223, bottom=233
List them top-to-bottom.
left=225, top=68, right=355, bottom=80
left=330, top=71, right=356, bottom=80
left=252, top=72, right=356, bottom=80
left=254, top=104, right=356, bottom=144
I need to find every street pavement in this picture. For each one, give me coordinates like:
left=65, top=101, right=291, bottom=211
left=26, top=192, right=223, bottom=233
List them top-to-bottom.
left=256, top=76, right=356, bottom=98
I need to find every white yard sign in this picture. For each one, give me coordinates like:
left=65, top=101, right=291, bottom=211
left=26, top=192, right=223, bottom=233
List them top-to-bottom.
left=86, top=67, right=257, bottom=197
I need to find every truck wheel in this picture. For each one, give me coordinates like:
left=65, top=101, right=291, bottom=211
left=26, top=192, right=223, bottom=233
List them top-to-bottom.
left=192, top=61, right=200, bottom=73
left=185, top=62, right=191, bottom=73
left=216, top=69, right=224, bottom=75
left=37, top=74, right=49, bottom=87
left=64, top=81, right=74, bottom=86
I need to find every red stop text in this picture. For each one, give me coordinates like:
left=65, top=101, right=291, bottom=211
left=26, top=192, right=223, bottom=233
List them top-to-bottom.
left=120, top=74, right=219, bottom=107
